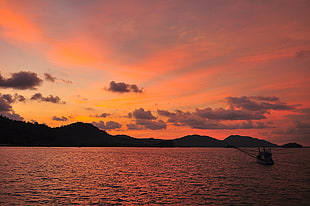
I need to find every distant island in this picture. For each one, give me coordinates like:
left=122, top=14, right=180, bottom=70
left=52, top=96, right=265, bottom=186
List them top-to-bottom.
left=0, top=116, right=302, bottom=147
left=281, top=143, right=303, bottom=148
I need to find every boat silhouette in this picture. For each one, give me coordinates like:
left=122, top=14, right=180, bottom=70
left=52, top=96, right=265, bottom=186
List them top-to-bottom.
left=256, top=147, right=274, bottom=165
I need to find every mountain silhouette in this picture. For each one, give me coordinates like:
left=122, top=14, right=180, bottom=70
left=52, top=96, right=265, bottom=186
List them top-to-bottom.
left=0, top=115, right=287, bottom=147
left=174, top=135, right=226, bottom=147
left=224, top=135, right=278, bottom=147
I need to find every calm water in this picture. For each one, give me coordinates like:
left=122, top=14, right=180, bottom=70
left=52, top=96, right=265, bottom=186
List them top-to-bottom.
left=0, top=147, right=309, bottom=205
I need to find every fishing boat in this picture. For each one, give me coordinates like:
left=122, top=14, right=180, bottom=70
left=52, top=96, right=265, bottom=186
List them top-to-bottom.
left=256, top=147, right=274, bottom=165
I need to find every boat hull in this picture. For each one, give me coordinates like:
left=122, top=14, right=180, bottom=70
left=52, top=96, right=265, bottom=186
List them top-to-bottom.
left=256, top=159, right=274, bottom=165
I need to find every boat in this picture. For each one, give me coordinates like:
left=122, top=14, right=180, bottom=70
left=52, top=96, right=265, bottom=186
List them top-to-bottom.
left=256, top=147, right=274, bottom=165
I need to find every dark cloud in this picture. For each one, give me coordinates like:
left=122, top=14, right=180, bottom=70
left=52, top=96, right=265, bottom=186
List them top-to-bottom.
left=295, top=50, right=310, bottom=58
left=0, top=71, right=43, bottom=90
left=44, top=73, right=57, bottom=82
left=44, top=73, right=72, bottom=84
left=107, top=81, right=143, bottom=93
left=0, top=93, right=26, bottom=112
left=0, top=93, right=25, bottom=121
left=31, top=93, right=66, bottom=104
left=14, top=94, right=26, bottom=102
left=157, top=96, right=294, bottom=130
left=226, top=96, right=295, bottom=111
left=250, top=96, right=279, bottom=102
left=0, top=98, right=12, bottom=112
left=195, top=107, right=266, bottom=120
left=295, top=107, right=310, bottom=114
left=129, top=108, right=156, bottom=120
left=157, top=109, right=175, bottom=117
left=158, top=109, right=272, bottom=130
left=159, top=109, right=219, bottom=129
left=0, top=112, right=24, bottom=121
left=92, top=113, right=110, bottom=118
left=52, top=116, right=69, bottom=121
left=127, top=119, right=166, bottom=130
left=135, top=119, right=167, bottom=130
left=275, top=120, right=310, bottom=139
left=92, top=121, right=122, bottom=130
left=236, top=121, right=273, bottom=129
left=295, top=121, right=310, bottom=129
left=127, top=123, right=144, bottom=130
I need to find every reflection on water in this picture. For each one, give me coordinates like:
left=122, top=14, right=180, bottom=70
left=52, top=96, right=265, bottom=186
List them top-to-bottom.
left=0, top=147, right=309, bottom=205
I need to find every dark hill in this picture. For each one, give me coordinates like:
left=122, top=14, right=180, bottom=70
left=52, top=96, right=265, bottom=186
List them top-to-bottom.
left=0, top=115, right=52, bottom=145
left=1, top=115, right=282, bottom=147
left=0, top=116, right=169, bottom=147
left=53, top=122, right=115, bottom=146
left=174, top=135, right=226, bottom=147
left=224, top=135, right=278, bottom=147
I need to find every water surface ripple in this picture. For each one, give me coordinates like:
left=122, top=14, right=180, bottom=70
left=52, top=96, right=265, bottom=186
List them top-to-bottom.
left=0, top=147, right=309, bottom=205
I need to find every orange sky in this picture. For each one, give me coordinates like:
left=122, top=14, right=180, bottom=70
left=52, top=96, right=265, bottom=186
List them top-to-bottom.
left=1, top=0, right=309, bottom=145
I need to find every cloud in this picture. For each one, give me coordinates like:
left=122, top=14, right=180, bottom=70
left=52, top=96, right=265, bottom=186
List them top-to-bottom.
left=295, top=50, right=310, bottom=58
left=0, top=71, right=43, bottom=90
left=44, top=73, right=72, bottom=84
left=44, top=73, right=57, bottom=82
left=107, top=81, right=143, bottom=93
left=0, top=93, right=26, bottom=112
left=0, top=93, right=25, bottom=121
left=30, top=93, right=66, bottom=104
left=157, top=96, right=295, bottom=130
left=226, top=96, right=295, bottom=111
left=250, top=96, right=279, bottom=102
left=0, top=98, right=12, bottom=112
left=159, top=107, right=266, bottom=121
left=195, top=107, right=266, bottom=120
left=129, top=108, right=156, bottom=120
left=157, top=109, right=175, bottom=117
left=158, top=109, right=273, bottom=130
left=158, top=109, right=219, bottom=129
left=0, top=112, right=24, bottom=121
left=91, top=113, right=110, bottom=118
left=52, top=116, right=69, bottom=121
left=127, top=119, right=167, bottom=130
left=136, top=119, right=167, bottom=130
left=92, top=120, right=122, bottom=130
left=275, top=120, right=310, bottom=138
left=237, top=121, right=273, bottom=129
left=294, top=121, right=310, bottom=129
left=126, top=123, right=144, bottom=130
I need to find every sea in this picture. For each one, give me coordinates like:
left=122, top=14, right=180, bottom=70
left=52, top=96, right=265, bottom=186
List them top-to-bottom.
left=0, top=147, right=309, bottom=205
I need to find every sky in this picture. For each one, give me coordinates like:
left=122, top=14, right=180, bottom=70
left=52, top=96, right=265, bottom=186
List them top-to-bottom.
left=0, top=0, right=310, bottom=145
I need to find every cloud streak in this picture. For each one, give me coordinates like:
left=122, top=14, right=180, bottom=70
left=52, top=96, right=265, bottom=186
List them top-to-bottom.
left=44, top=73, right=72, bottom=84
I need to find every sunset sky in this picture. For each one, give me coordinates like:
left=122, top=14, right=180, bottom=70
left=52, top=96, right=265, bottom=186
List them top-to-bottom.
left=1, top=0, right=309, bottom=145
